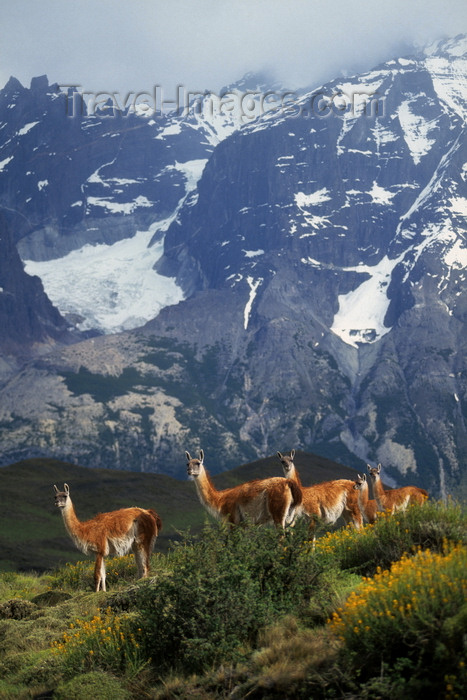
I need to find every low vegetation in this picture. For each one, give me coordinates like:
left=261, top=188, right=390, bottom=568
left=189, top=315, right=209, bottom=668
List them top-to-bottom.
left=0, top=500, right=465, bottom=699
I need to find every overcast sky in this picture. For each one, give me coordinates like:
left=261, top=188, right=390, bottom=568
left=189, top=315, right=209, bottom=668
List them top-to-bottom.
left=1, top=0, right=467, bottom=97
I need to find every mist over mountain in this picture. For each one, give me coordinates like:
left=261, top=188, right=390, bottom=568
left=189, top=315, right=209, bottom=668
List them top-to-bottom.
left=0, top=36, right=466, bottom=497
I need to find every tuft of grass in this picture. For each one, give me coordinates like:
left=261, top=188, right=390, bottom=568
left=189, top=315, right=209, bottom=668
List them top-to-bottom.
left=49, top=552, right=166, bottom=592
left=50, top=556, right=137, bottom=592
left=0, top=571, right=52, bottom=602
left=51, top=607, right=147, bottom=680
left=248, top=616, right=340, bottom=694
left=54, top=670, right=131, bottom=700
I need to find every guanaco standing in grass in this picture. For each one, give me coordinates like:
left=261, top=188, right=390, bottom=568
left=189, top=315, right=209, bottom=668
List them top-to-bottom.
left=353, top=473, right=378, bottom=524
left=54, top=483, right=162, bottom=591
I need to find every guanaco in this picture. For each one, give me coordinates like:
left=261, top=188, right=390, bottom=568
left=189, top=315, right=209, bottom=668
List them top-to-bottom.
left=186, top=449, right=302, bottom=527
left=277, top=449, right=363, bottom=541
left=367, top=464, right=428, bottom=514
left=353, top=473, right=378, bottom=524
left=54, top=483, right=161, bottom=591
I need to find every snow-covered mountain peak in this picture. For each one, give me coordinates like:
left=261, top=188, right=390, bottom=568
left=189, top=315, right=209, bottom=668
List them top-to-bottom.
left=423, top=33, right=467, bottom=59
left=157, top=35, right=467, bottom=354
left=1, top=37, right=466, bottom=344
left=424, top=43, right=467, bottom=121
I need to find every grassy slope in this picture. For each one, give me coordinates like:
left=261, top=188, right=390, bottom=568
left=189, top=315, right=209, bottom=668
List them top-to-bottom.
left=0, top=451, right=359, bottom=572
left=1, top=501, right=465, bottom=700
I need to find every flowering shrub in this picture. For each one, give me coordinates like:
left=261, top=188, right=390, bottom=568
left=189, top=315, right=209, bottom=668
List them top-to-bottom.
left=314, top=500, right=466, bottom=576
left=314, top=517, right=385, bottom=570
left=328, top=543, right=467, bottom=697
left=52, top=607, right=146, bottom=678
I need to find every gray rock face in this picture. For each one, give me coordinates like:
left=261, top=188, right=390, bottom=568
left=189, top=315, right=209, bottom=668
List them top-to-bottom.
left=0, top=210, right=75, bottom=355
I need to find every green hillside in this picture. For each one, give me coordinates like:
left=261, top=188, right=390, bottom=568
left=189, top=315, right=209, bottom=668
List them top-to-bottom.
left=0, top=450, right=359, bottom=573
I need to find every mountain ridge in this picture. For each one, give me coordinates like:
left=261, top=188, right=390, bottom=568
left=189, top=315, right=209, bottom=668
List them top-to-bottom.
left=0, top=36, right=466, bottom=499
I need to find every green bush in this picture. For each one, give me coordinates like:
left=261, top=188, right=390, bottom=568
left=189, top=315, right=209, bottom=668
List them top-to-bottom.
left=132, top=520, right=323, bottom=674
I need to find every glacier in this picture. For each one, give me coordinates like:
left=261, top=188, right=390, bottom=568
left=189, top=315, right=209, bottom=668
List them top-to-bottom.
left=23, top=158, right=209, bottom=333
left=24, top=224, right=184, bottom=333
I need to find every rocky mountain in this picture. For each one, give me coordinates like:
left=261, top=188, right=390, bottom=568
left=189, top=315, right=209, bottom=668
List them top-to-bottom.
left=0, top=37, right=465, bottom=496
left=0, top=71, right=272, bottom=332
left=0, top=74, right=236, bottom=259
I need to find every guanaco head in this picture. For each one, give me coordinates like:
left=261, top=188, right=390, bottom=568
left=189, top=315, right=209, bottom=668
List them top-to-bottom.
left=186, top=449, right=204, bottom=479
left=277, top=449, right=295, bottom=476
left=367, top=464, right=381, bottom=481
left=353, top=473, right=367, bottom=490
left=54, top=483, right=70, bottom=508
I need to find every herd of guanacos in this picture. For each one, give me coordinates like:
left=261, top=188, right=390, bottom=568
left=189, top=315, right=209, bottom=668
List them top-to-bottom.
left=53, top=448, right=428, bottom=591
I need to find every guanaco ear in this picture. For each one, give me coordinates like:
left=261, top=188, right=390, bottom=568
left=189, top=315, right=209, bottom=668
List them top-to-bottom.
left=199, top=449, right=204, bottom=463
left=290, top=449, right=295, bottom=459
left=185, top=451, right=192, bottom=461
left=277, top=451, right=283, bottom=459
left=366, top=464, right=372, bottom=472
left=376, top=464, right=381, bottom=473
left=362, top=474, right=367, bottom=482
left=64, top=483, right=70, bottom=494
left=53, top=484, right=59, bottom=494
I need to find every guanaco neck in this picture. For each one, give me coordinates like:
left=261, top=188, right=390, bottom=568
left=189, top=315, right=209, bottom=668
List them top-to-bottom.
left=286, top=463, right=303, bottom=488
left=193, top=465, right=222, bottom=511
left=370, top=473, right=386, bottom=508
left=357, top=480, right=369, bottom=511
left=60, top=498, right=85, bottom=540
